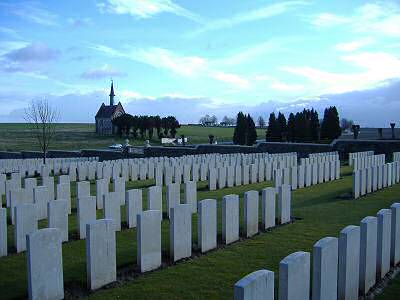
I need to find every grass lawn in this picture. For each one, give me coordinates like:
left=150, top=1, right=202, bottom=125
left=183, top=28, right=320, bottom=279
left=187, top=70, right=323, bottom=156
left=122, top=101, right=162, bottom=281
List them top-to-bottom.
left=0, top=123, right=266, bottom=152
left=1, top=166, right=400, bottom=299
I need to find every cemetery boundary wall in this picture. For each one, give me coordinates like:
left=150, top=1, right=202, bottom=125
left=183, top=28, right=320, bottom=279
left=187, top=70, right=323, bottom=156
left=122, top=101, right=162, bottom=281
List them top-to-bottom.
left=1, top=139, right=400, bottom=160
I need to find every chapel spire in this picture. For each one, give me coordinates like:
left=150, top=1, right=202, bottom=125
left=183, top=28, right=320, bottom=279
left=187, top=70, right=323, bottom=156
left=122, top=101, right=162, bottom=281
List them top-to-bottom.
left=109, top=79, right=115, bottom=106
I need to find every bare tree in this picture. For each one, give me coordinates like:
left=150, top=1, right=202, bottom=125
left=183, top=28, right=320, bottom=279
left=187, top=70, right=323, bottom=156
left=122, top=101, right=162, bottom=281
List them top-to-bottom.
left=25, top=99, right=59, bottom=163
left=258, top=116, right=266, bottom=128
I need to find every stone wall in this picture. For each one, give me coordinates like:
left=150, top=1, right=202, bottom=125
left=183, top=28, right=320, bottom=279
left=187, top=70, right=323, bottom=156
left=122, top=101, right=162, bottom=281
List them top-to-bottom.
left=2, top=139, right=400, bottom=161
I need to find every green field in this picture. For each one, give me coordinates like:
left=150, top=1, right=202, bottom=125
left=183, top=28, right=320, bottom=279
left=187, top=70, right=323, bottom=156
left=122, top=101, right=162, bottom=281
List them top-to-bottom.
left=0, top=123, right=266, bottom=152
left=1, top=167, right=400, bottom=299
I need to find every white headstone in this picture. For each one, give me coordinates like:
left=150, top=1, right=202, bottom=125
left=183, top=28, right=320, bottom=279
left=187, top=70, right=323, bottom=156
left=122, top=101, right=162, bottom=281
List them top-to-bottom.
left=126, top=189, right=143, bottom=228
left=244, top=190, right=259, bottom=237
left=103, top=192, right=121, bottom=231
left=222, top=194, right=239, bottom=245
left=77, top=196, right=96, bottom=239
left=198, top=199, right=217, bottom=253
left=48, top=200, right=69, bottom=242
left=391, top=203, right=400, bottom=266
left=170, top=204, right=192, bottom=262
left=377, top=209, right=391, bottom=280
left=137, top=210, right=162, bottom=272
left=359, top=216, right=377, bottom=295
left=86, top=219, right=116, bottom=290
left=338, top=225, right=360, bottom=300
left=27, top=228, right=64, bottom=300
left=312, top=237, right=338, bottom=300
left=279, top=251, right=310, bottom=300
left=234, top=270, right=274, bottom=300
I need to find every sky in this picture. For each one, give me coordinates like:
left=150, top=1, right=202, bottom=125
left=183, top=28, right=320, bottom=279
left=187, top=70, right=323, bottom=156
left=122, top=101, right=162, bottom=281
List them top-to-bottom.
left=0, top=0, right=400, bottom=126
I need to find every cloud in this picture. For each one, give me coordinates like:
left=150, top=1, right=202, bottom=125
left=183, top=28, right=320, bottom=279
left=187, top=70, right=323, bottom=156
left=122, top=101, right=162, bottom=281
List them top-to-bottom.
left=97, top=0, right=202, bottom=22
left=190, top=1, right=307, bottom=35
left=4, top=2, right=59, bottom=26
left=307, top=2, right=400, bottom=37
left=306, top=13, right=350, bottom=27
left=67, top=17, right=93, bottom=27
left=334, top=38, right=374, bottom=52
left=4, top=42, right=60, bottom=62
left=90, top=44, right=250, bottom=88
left=281, top=51, right=400, bottom=94
left=81, top=64, right=126, bottom=80
left=211, top=71, right=250, bottom=89
left=270, top=81, right=304, bottom=92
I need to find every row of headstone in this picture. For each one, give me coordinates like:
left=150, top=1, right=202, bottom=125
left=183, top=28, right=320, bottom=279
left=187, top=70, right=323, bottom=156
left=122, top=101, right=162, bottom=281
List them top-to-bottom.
left=305, top=151, right=339, bottom=164
left=349, top=151, right=375, bottom=166
left=3, top=152, right=298, bottom=188
left=393, top=152, right=400, bottom=162
left=352, top=154, right=385, bottom=171
left=0, top=157, right=97, bottom=177
left=275, top=160, right=340, bottom=192
left=353, top=162, right=400, bottom=199
left=23, top=185, right=292, bottom=299
left=234, top=202, right=400, bottom=300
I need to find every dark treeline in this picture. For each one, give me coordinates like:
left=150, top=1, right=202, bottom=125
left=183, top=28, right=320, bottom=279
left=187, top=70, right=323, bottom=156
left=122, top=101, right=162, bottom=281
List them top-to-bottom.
left=266, top=106, right=341, bottom=142
left=233, top=112, right=257, bottom=145
left=112, top=114, right=180, bottom=139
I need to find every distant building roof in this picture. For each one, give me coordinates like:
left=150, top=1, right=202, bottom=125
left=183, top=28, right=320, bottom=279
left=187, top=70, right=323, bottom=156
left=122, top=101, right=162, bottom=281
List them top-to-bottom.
left=95, top=102, right=124, bottom=119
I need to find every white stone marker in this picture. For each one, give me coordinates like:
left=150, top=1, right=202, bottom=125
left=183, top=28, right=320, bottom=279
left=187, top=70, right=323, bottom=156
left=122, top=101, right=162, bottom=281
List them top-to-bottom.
left=312, top=163, right=318, bottom=185
left=318, top=163, right=324, bottom=184
left=305, top=164, right=312, bottom=187
left=235, top=165, right=242, bottom=186
left=242, top=165, right=250, bottom=185
left=298, top=165, right=305, bottom=188
left=378, top=165, right=383, bottom=189
left=227, top=166, right=235, bottom=187
left=291, top=166, right=298, bottom=190
left=218, top=167, right=227, bottom=189
left=372, top=167, right=378, bottom=192
left=208, top=168, right=217, bottom=191
left=360, top=168, right=367, bottom=196
left=366, top=168, right=372, bottom=194
left=353, top=171, right=360, bottom=199
left=42, top=176, right=55, bottom=201
left=24, top=177, right=37, bottom=203
left=113, top=177, right=125, bottom=205
left=96, top=179, right=108, bottom=209
left=77, top=181, right=90, bottom=199
left=184, top=181, right=197, bottom=213
left=56, top=183, right=71, bottom=214
left=167, top=183, right=180, bottom=218
left=278, top=184, right=291, bottom=224
left=34, top=185, right=50, bottom=220
left=148, top=185, right=163, bottom=217
left=262, top=187, right=276, bottom=229
left=10, top=188, right=26, bottom=225
left=126, top=189, right=143, bottom=228
left=244, top=190, right=259, bottom=238
left=103, top=192, right=121, bottom=231
left=222, top=194, right=239, bottom=245
left=77, top=196, right=97, bottom=239
left=198, top=199, right=217, bottom=253
left=48, top=200, right=69, bottom=242
left=15, top=203, right=38, bottom=253
left=391, top=203, right=400, bottom=266
left=170, top=204, right=192, bottom=262
left=0, top=208, right=7, bottom=257
left=377, top=209, right=391, bottom=280
left=137, top=210, right=162, bottom=272
left=359, top=216, right=377, bottom=295
left=86, top=219, right=116, bottom=290
left=338, top=225, right=360, bottom=300
left=27, top=228, right=63, bottom=300
left=312, top=237, right=338, bottom=300
left=279, top=251, right=310, bottom=300
left=234, top=269, right=274, bottom=300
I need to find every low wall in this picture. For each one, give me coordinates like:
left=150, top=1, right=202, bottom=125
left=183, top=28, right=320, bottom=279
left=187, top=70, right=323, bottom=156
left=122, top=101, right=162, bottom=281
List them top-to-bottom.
left=1, top=139, right=400, bottom=160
